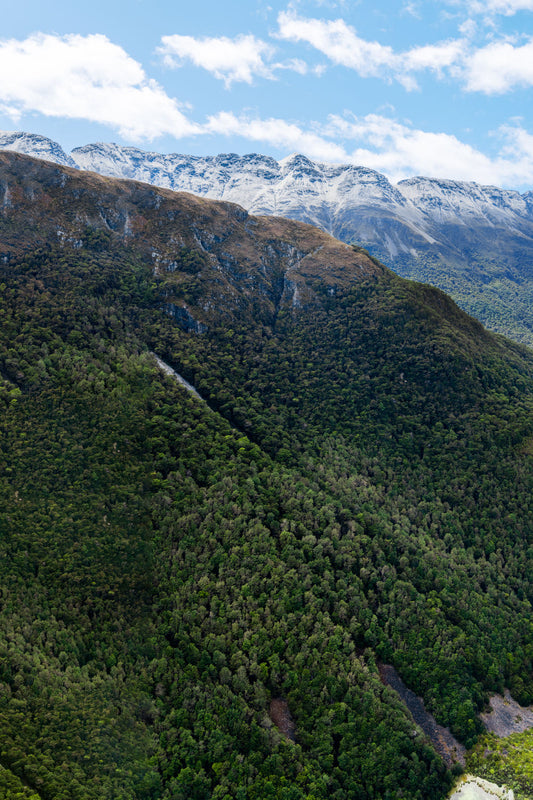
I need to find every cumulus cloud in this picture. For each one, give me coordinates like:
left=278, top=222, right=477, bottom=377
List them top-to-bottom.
left=277, top=9, right=533, bottom=97
left=277, top=10, right=399, bottom=76
left=1, top=31, right=532, bottom=188
left=0, top=33, right=200, bottom=140
left=158, top=33, right=307, bottom=87
left=158, top=34, right=275, bottom=87
left=463, top=37, right=533, bottom=92
left=403, top=40, right=466, bottom=73
left=205, top=108, right=533, bottom=187
left=205, top=110, right=533, bottom=187
left=206, top=111, right=347, bottom=161
left=324, top=113, right=533, bottom=186
left=499, top=122, right=533, bottom=155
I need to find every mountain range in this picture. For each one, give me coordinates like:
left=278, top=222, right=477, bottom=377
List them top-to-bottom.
left=2, top=130, right=533, bottom=344
left=1, top=149, right=533, bottom=799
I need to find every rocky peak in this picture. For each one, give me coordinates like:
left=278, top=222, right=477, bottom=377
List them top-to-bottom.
left=0, top=131, right=77, bottom=168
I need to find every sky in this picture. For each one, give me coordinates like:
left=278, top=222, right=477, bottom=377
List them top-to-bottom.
left=1, top=0, right=533, bottom=189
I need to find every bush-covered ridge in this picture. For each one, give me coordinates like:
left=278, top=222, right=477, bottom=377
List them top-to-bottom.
left=0, top=155, right=531, bottom=799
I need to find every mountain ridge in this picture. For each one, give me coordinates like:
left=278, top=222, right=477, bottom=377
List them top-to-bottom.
left=2, top=130, right=532, bottom=226
left=3, top=130, right=533, bottom=344
left=0, top=149, right=382, bottom=328
left=1, top=149, right=533, bottom=800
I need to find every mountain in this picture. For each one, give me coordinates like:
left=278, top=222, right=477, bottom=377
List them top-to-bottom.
left=0, top=130, right=76, bottom=168
left=3, top=131, right=533, bottom=344
left=69, top=144, right=533, bottom=346
left=0, top=150, right=532, bottom=800
left=0, top=150, right=380, bottom=322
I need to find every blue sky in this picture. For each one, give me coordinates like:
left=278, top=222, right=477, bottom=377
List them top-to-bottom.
left=2, top=0, right=533, bottom=188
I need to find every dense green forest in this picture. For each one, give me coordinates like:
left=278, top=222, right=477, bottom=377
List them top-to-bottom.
left=0, top=155, right=532, bottom=799
left=388, top=247, right=533, bottom=347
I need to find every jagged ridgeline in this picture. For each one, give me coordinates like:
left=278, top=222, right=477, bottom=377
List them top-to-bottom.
left=4, top=131, right=533, bottom=346
left=0, top=151, right=532, bottom=800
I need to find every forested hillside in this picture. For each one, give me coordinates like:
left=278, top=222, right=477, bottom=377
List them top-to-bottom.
left=4, top=132, right=533, bottom=346
left=0, top=152, right=531, bottom=800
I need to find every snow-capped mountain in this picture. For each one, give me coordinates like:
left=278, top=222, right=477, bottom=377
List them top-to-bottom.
left=4, top=130, right=533, bottom=343
left=0, top=131, right=77, bottom=168
left=4, top=131, right=532, bottom=260
left=69, top=142, right=533, bottom=255
left=68, top=144, right=444, bottom=258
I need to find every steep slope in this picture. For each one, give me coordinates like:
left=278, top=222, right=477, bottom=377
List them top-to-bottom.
left=4, top=132, right=533, bottom=343
left=70, top=142, right=533, bottom=346
left=71, top=144, right=431, bottom=241
left=0, top=151, right=532, bottom=800
left=0, top=151, right=380, bottom=325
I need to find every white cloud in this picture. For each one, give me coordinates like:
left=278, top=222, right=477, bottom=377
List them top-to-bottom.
left=464, top=0, right=533, bottom=14
left=403, top=2, right=423, bottom=19
left=277, top=9, right=533, bottom=98
left=276, top=10, right=469, bottom=86
left=277, top=10, right=399, bottom=76
left=1, top=32, right=532, bottom=188
left=0, top=33, right=200, bottom=140
left=158, top=33, right=308, bottom=87
left=158, top=34, right=276, bottom=87
left=463, top=37, right=533, bottom=92
left=403, top=40, right=466, bottom=73
left=276, top=58, right=309, bottom=75
left=204, top=109, right=533, bottom=187
left=205, top=110, right=533, bottom=187
left=207, top=111, right=347, bottom=161
left=324, top=113, right=533, bottom=186
left=325, top=114, right=488, bottom=179
left=499, top=122, right=533, bottom=155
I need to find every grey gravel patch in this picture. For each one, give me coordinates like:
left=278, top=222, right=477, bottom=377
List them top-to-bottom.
left=152, top=354, right=203, bottom=400
left=379, top=664, right=466, bottom=767
left=481, top=690, right=533, bottom=737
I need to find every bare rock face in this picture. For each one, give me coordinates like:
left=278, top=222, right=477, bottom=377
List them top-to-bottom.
left=379, top=664, right=466, bottom=768
left=481, top=690, right=533, bottom=738
left=269, top=698, right=296, bottom=741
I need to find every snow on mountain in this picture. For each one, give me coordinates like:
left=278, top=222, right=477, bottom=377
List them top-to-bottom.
left=4, top=130, right=533, bottom=342
left=3, top=131, right=532, bottom=261
left=0, top=132, right=77, bottom=168
left=69, top=141, right=533, bottom=258
left=70, top=144, right=438, bottom=252
left=397, top=176, right=531, bottom=228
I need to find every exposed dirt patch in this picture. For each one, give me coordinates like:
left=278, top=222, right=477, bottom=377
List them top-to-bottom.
left=379, top=664, right=466, bottom=767
left=481, top=690, right=533, bottom=737
left=269, top=698, right=296, bottom=741
left=449, top=774, right=513, bottom=800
